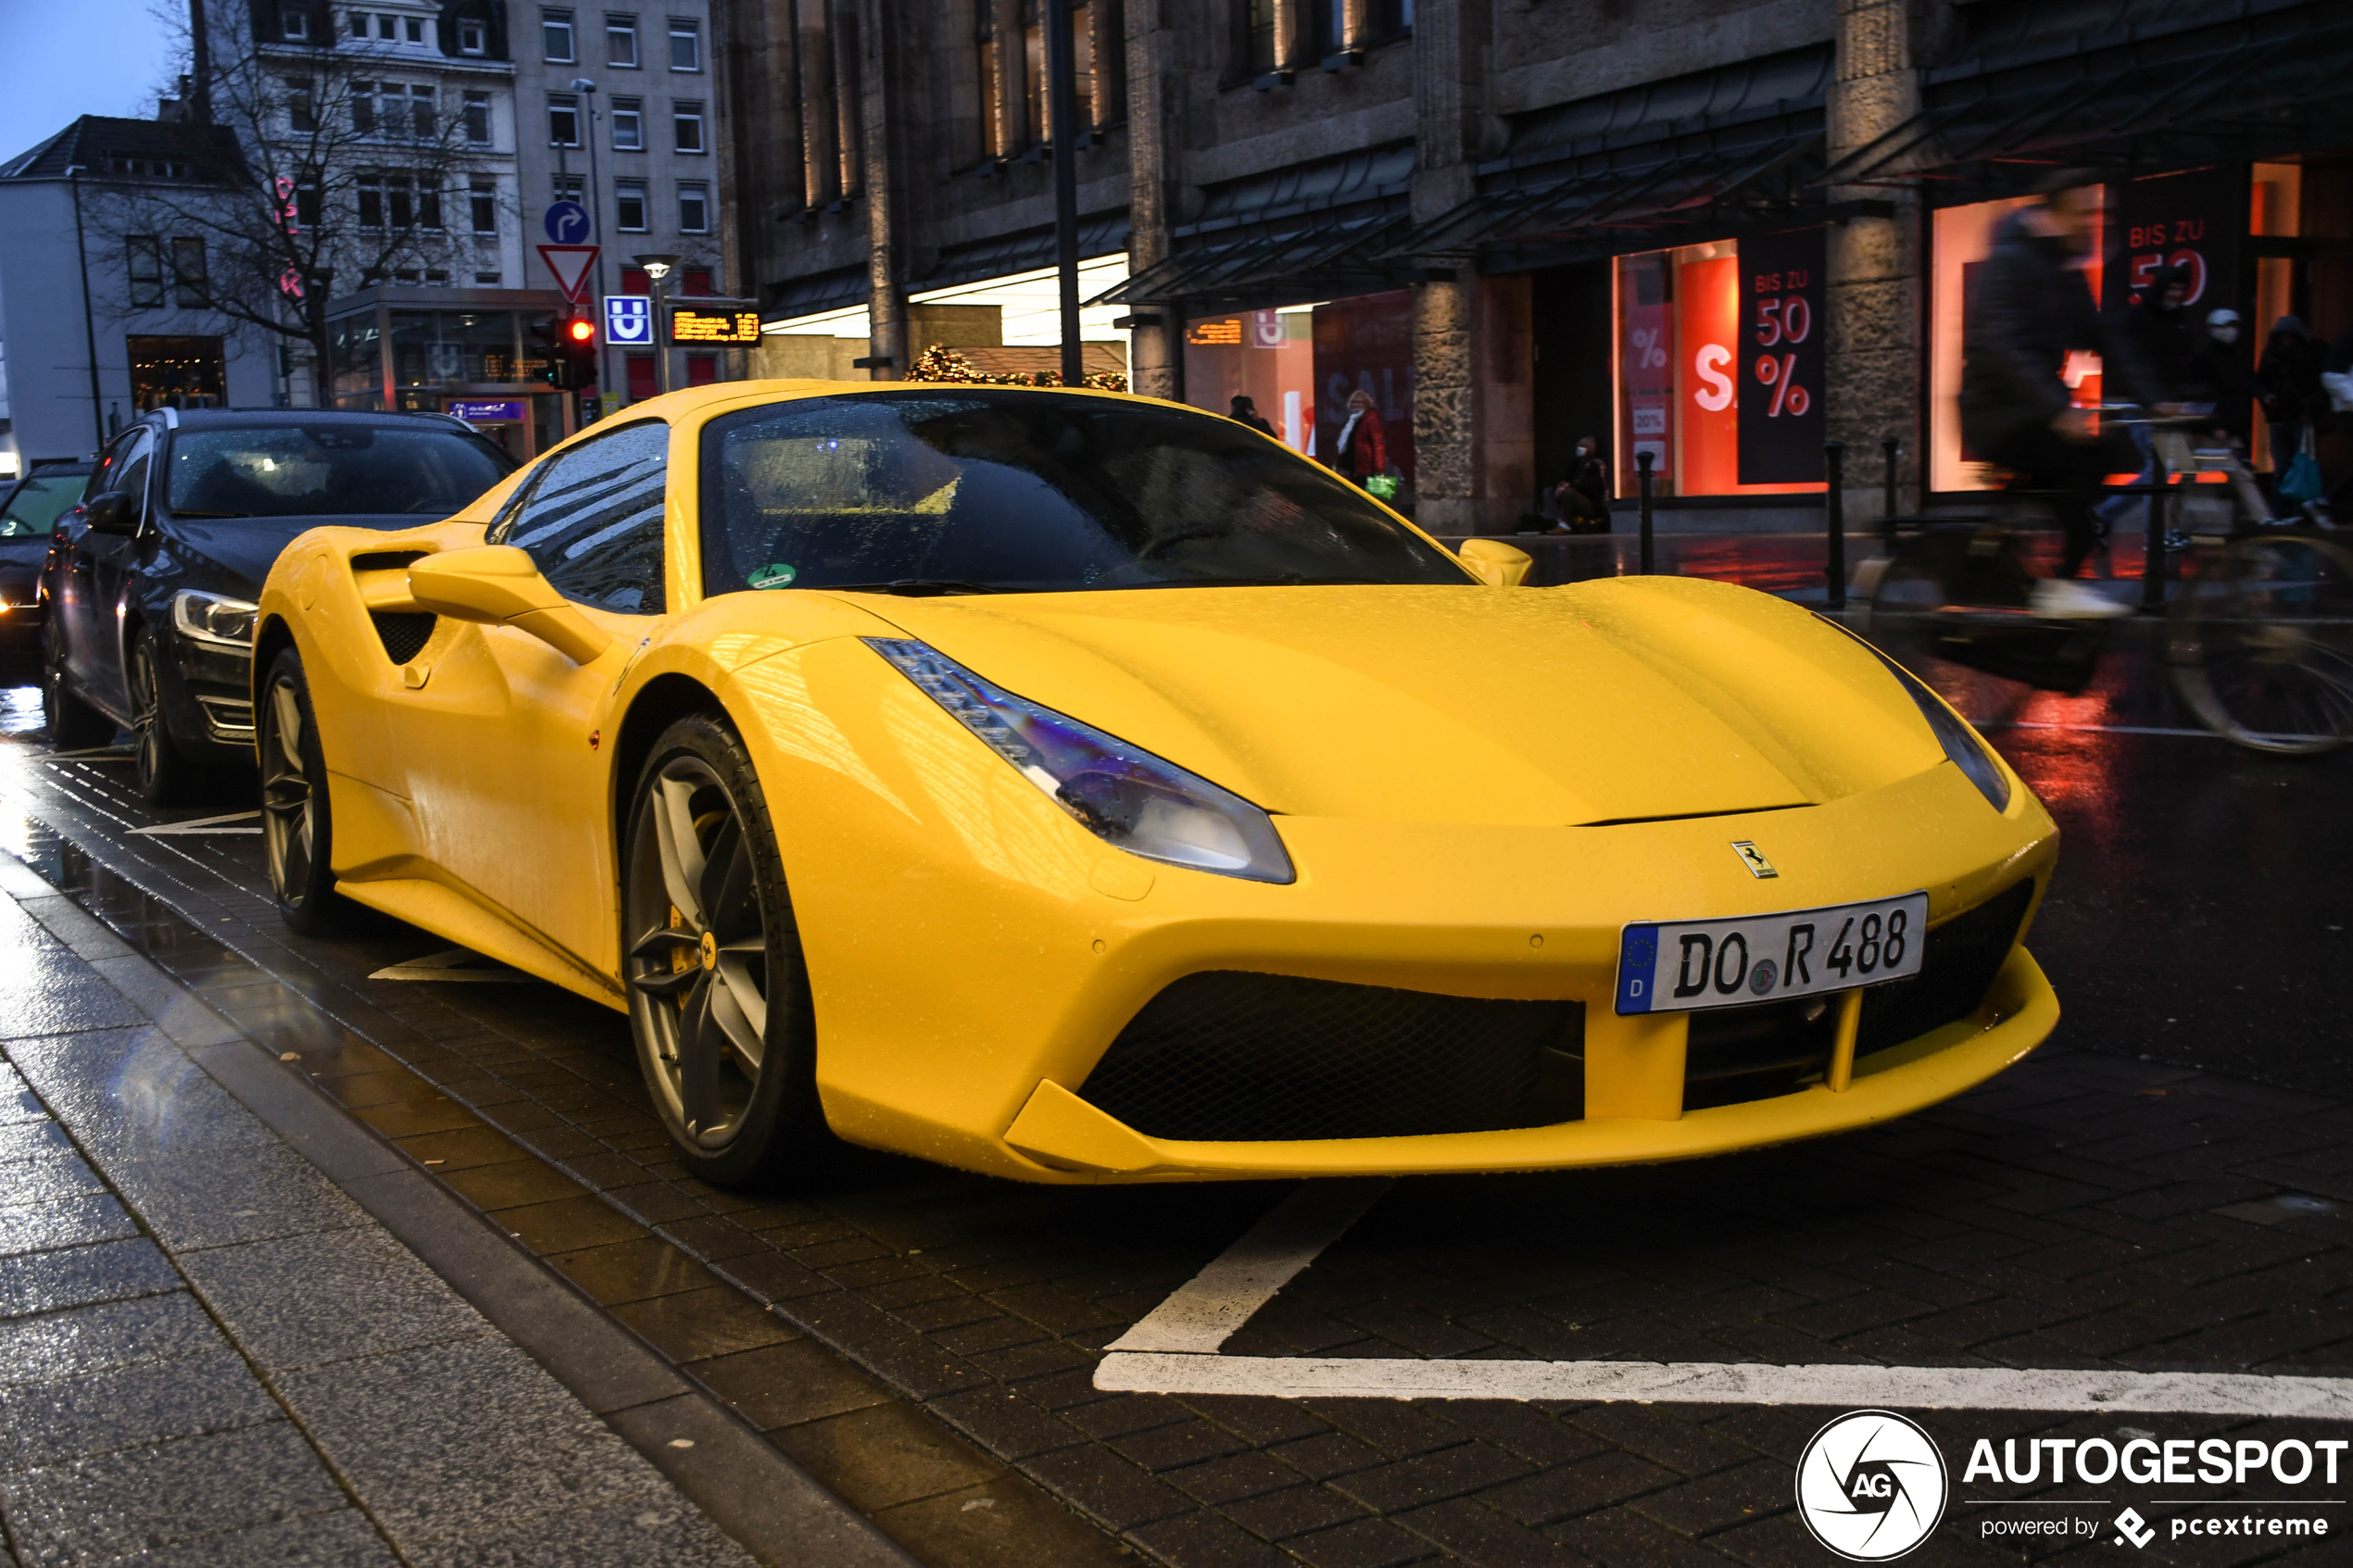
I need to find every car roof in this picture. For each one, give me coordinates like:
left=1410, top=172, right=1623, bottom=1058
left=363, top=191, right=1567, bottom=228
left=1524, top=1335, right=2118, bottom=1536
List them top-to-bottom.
left=152, top=408, right=472, bottom=431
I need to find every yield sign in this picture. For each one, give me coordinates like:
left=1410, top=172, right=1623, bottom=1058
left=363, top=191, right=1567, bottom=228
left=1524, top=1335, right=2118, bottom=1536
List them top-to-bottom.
left=536, top=244, right=600, bottom=304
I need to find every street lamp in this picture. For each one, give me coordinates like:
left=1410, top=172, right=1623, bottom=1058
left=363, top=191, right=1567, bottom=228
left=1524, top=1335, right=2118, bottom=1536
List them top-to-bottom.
left=570, top=77, right=610, bottom=404
left=635, top=253, right=683, bottom=395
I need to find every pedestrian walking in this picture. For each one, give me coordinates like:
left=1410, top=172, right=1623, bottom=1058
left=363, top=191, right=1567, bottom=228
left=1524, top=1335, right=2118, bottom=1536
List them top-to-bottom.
left=1957, top=169, right=2158, bottom=617
left=2191, top=308, right=2251, bottom=444
left=2259, top=315, right=2329, bottom=511
left=1333, top=389, right=1389, bottom=488
left=1229, top=395, right=1276, bottom=437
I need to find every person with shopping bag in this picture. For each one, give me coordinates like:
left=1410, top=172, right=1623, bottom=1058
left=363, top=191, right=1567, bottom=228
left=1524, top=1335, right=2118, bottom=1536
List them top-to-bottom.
left=1334, top=389, right=1390, bottom=492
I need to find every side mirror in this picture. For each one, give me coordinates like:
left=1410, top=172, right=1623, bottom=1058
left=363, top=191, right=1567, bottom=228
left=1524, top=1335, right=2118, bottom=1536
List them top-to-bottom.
left=82, top=492, right=137, bottom=536
left=1458, top=538, right=1533, bottom=587
left=407, top=545, right=615, bottom=665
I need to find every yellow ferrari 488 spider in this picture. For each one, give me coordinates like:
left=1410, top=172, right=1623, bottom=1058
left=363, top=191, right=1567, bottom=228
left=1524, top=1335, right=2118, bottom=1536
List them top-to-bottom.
left=253, top=382, right=2057, bottom=1187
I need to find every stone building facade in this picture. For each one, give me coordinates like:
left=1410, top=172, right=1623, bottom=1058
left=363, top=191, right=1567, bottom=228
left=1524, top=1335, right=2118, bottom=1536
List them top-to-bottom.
left=717, top=0, right=2347, bottom=532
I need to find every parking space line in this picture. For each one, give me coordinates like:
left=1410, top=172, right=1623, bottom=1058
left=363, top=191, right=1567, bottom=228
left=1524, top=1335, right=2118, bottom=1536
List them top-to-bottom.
left=1102, top=1178, right=1391, bottom=1354
left=1093, top=1353, right=2353, bottom=1416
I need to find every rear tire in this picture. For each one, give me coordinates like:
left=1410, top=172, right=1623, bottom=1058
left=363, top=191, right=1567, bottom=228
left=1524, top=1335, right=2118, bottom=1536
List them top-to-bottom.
left=42, top=624, right=114, bottom=749
left=128, top=628, right=194, bottom=806
left=258, top=648, right=347, bottom=934
left=621, top=714, right=825, bottom=1188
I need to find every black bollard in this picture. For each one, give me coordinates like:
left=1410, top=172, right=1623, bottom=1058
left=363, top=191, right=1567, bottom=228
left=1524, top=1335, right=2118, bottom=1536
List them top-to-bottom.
left=1881, top=434, right=1901, bottom=540
left=1825, top=440, right=1847, bottom=610
left=2142, top=445, right=2169, bottom=613
left=1636, top=449, right=1655, bottom=575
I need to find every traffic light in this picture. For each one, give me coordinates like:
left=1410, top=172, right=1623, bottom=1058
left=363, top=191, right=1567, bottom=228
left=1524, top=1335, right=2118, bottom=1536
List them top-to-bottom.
left=560, top=313, right=598, bottom=390
left=526, top=314, right=560, bottom=387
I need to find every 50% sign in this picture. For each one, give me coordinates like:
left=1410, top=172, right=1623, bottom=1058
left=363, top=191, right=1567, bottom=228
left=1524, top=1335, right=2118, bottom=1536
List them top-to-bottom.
left=1752, top=293, right=1810, bottom=417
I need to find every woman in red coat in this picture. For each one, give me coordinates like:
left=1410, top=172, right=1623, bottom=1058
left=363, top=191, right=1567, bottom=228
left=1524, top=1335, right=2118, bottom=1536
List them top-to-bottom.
left=1335, top=389, right=1388, bottom=486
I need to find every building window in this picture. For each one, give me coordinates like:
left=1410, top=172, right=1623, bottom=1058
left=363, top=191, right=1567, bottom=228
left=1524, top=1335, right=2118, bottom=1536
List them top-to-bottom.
left=1023, top=0, right=1089, bottom=141
left=1243, top=0, right=1278, bottom=73
left=1304, top=0, right=1342, bottom=57
left=280, top=3, right=309, bottom=39
left=543, top=7, right=576, bottom=59
left=348, top=11, right=368, bottom=37
left=975, top=11, right=1001, bottom=159
left=607, top=12, right=638, bottom=65
left=378, top=14, right=398, bottom=37
left=407, top=15, right=427, bottom=41
left=667, top=18, right=699, bottom=70
left=458, top=19, right=486, bottom=52
left=285, top=79, right=316, bottom=132
left=351, top=81, right=376, bottom=135
left=408, top=84, right=436, bottom=139
left=463, top=90, right=491, bottom=144
left=548, top=93, right=581, bottom=145
left=611, top=97, right=643, bottom=149
left=673, top=102, right=704, bottom=153
left=387, top=173, right=415, bottom=227
left=552, top=173, right=585, bottom=203
left=358, top=176, right=384, bottom=228
left=470, top=176, right=498, bottom=233
left=416, top=180, right=443, bottom=230
left=615, top=181, right=648, bottom=232
left=296, top=182, right=321, bottom=227
left=678, top=182, right=708, bottom=232
left=127, top=238, right=166, bottom=307
left=171, top=239, right=208, bottom=307
left=684, top=267, right=711, bottom=294
left=475, top=270, right=502, bottom=284
left=686, top=353, right=717, bottom=386
left=626, top=354, right=656, bottom=401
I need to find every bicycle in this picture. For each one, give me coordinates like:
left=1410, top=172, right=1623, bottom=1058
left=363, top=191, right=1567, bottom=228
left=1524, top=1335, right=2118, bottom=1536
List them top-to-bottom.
left=1860, top=413, right=2353, bottom=754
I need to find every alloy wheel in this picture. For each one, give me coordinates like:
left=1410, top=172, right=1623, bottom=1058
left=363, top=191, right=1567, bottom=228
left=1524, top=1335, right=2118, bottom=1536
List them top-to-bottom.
left=130, top=638, right=169, bottom=791
left=260, top=677, right=314, bottom=901
left=625, top=755, right=770, bottom=1149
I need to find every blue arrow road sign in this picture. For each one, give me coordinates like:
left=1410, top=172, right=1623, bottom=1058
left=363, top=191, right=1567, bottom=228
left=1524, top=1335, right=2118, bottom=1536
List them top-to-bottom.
left=543, top=200, right=592, bottom=245
left=604, top=295, right=653, bottom=345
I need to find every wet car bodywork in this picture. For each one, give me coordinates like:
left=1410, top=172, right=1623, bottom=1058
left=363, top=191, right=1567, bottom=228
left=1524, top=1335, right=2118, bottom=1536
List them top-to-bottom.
left=0, top=461, right=95, bottom=645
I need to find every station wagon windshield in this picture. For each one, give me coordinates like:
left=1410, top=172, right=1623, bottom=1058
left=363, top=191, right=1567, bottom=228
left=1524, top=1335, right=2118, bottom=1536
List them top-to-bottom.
left=699, top=390, right=1470, bottom=596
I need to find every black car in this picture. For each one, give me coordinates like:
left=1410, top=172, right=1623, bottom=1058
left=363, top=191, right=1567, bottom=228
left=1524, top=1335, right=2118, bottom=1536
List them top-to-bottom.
left=42, top=408, right=515, bottom=801
left=0, top=460, right=96, bottom=645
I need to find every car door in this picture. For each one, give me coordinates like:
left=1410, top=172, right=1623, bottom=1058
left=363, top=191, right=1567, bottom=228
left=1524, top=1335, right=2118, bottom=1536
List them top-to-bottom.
left=391, top=419, right=673, bottom=972
left=58, top=431, right=156, bottom=717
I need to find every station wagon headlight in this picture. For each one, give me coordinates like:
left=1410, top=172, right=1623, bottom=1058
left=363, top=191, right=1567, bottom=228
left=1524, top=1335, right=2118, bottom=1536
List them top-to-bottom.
left=172, top=589, right=259, bottom=651
left=865, top=637, right=1295, bottom=884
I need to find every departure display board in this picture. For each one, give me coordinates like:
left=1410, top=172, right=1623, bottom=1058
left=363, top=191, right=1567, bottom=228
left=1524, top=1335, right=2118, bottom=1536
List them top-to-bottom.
left=668, top=307, right=761, bottom=345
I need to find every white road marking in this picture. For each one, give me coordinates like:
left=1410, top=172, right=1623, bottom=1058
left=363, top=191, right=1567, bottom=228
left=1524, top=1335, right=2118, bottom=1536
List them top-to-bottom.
left=128, top=810, right=262, bottom=835
left=368, top=947, right=535, bottom=983
left=1101, top=1179, right=1391, bottom=1355
left=1098, top=1182, right=2353, bottom=1416
left=1094, top=1354, right=2353, bottom=1417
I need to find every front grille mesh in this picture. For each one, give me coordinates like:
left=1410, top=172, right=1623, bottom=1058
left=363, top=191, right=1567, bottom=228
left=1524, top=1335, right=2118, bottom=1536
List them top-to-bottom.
left=369, top=611, right=436, bottom=665
left=1856, top=879, right=2036, bottom=1057
left=1079, top=972, right=1583, bottom=1142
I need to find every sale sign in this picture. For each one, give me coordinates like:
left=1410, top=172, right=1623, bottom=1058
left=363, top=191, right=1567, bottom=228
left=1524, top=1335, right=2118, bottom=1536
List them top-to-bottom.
left=2102, top=166, right=2242, bottom=320
left=1737, top=227, right=1827, bottom=484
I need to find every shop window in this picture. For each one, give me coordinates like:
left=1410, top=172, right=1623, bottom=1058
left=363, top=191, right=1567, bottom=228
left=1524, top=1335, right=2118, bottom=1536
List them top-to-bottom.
left=1611, top=237, right=1826, bottom=498
left=1179, top=290, right=1415, bottom=483
left=127, top=335, right=226, bottom=411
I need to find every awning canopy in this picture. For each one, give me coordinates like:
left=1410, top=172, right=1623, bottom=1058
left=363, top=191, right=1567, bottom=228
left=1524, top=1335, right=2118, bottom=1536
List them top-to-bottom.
left=1818, top=0, right=2353, bottom=188
left=1391, top=47, right=1831, bottom=265
left=1097, top=144, right=1416, bottom=310
left=912, top=213, right=1131, bottom=295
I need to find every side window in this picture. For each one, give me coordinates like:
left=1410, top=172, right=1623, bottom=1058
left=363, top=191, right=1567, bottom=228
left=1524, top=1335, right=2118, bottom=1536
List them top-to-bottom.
left=495, top=421, right=669, bottom=613
left=111, top=433, right=158, bottom=524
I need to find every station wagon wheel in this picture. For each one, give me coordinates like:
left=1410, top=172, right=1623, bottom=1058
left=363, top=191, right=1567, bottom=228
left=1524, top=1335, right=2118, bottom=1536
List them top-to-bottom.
left=128, top=628, right=192, bottom=806
left=258, top=648, right=346, bottom=934
left=623, top=715, right=822, bottom=1187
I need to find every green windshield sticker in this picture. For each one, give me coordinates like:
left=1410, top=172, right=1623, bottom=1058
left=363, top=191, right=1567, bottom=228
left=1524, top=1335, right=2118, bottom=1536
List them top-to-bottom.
left=748, top=563, right=798, bottom=589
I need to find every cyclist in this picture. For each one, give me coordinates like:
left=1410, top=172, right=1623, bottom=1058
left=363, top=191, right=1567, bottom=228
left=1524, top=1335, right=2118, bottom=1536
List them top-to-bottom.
left=1959, top=169, right=2162, bottom=618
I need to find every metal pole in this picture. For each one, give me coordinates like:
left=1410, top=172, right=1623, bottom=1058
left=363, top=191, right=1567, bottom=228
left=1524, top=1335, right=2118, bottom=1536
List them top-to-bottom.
left=1045, top=0, right=1082, bottom=388
left=580, top=82, right=609, bottom=407
left=69, top=171, right=106, bottom=449
left=654, top=274, right=673, bottom=395
left=1881, top=433, right=1900, bottom=539
left=1825, top=439, right=1847, bottom=610
left=2142, top=444, right=2169, bottom=613
left=1636, top=449, right=1655, bottom=575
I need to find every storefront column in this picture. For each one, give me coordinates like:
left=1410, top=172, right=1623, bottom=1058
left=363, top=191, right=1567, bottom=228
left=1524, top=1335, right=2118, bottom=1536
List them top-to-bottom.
left=796, top=0, right=837, bottom=208
left=857, top=0, right=904, bottom=379
left=1121, top=0, right=1178, bottom=401
left=1826, top=0, right=1924, bottom=520
left=1413, top=274, right=1533, bottom=534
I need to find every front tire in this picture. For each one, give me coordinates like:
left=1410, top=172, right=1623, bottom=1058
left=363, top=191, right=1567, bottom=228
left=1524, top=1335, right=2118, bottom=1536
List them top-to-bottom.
left=42, top=623, right=114, bottom=749
left=128, top=628, right=193, bottom=805
left=258, top=648, right=346, bottom=934
left=622, top=715, right=824, bottom=1188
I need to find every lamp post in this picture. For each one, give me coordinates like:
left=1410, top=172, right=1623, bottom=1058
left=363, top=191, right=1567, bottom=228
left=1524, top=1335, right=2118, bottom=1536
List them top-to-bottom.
left=571, top=77, right=610, bottom=404
left=634, top=252, right=683, bottom=395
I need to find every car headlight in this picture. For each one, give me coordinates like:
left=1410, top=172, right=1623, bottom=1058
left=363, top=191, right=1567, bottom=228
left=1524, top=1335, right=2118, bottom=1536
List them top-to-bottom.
left=172, top=589, right=259, bottom=650
left=1817, top=614, right=2010, bottom=811
left=865, top=637, right=1295, bottom=884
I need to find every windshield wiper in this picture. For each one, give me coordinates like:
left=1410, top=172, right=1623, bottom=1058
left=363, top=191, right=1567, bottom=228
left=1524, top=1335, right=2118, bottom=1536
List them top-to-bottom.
left=168, top=509, right=255, bottom=519
left=819, top=579, right=1013, bottom=596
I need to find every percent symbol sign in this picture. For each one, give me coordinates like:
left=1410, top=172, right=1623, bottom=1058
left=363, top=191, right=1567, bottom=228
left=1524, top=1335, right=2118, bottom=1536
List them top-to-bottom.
left=1630, top=328, right=1668, bottom=370
left=1755, top=352, right=1809, bottom=417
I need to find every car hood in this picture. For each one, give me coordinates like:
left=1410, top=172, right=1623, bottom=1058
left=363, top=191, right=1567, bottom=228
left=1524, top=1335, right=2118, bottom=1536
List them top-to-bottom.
left=165, top=515, right=421, bottom=593
left=835, top=577, right=1951, bottom=828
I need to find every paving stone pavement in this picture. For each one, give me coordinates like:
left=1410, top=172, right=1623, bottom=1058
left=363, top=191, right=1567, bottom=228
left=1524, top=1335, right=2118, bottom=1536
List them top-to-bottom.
left=2, top=734, right=2351, bottom=1567
left=0, top=878, right=761, bottom=1567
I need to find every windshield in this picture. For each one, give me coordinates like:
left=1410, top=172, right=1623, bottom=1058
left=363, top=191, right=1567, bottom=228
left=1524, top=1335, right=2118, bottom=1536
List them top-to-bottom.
left=699, top=390, right=1469, bottom=596
left=166, top=424, right=513, bottom=520
left=0, top=476, right=91, bottom=538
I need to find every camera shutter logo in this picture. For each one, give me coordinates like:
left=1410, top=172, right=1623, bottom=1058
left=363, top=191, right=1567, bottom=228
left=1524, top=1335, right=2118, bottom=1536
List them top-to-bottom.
left=1795, top=1411, right=1949, bottom=1561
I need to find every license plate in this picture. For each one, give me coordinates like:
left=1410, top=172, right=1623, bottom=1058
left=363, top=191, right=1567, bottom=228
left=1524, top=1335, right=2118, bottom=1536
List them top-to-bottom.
left=1616, top=892, right=1930, bottom=1015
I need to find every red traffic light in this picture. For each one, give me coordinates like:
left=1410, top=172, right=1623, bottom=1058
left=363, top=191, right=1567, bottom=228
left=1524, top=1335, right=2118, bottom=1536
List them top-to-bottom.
left=565, top=316, right=596, bottom=345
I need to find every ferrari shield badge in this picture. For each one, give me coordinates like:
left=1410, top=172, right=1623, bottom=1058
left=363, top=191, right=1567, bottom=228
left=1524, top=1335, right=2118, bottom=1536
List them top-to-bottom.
left=1730, top=841, right=1778, bottom=879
